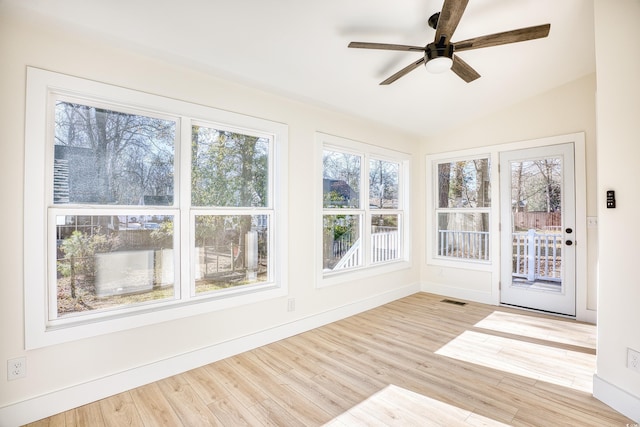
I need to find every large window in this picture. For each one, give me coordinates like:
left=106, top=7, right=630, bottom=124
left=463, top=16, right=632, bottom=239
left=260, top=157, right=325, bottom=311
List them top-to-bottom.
left=25, top=68, right=288, bottom=348
left=318, top=133, right=409, bottom=283
left=434, top=157, right=491, bottom=262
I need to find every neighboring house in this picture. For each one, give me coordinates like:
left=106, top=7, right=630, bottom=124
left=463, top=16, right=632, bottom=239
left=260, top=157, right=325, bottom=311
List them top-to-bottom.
left=54, top=145, right=101, bottom=204
left=323, top=178, right=358, bottom=207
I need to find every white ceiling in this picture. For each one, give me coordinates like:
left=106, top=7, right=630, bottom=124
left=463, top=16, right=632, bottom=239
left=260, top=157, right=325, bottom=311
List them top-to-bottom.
left=5, top=0, right=595, bottom=138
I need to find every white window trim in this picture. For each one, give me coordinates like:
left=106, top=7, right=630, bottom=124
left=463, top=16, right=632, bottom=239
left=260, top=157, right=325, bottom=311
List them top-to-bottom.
left=24, top=67, right=288, bottom=349
left=316, top=132, right=411, bottom=288
left=426, top=152, right=494, bottom=271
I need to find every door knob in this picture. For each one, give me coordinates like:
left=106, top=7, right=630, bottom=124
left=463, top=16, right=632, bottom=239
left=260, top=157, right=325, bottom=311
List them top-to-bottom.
left=566, top=240, right=573, bottom=246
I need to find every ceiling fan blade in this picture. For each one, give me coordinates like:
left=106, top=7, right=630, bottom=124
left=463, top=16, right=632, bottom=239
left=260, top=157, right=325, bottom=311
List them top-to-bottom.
left=435, top=0, right=470, bottom=43
left=454, top=24, right=550, bottom=52
left=348, top=42, right=425, bottom=52
left=451, top=55, right=481, bottom=83
left=380, top=57, right=425, bottom=85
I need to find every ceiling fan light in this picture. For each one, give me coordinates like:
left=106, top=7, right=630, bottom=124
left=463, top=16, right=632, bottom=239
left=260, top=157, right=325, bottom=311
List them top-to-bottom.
left=425, top=56, right=453, bottom=74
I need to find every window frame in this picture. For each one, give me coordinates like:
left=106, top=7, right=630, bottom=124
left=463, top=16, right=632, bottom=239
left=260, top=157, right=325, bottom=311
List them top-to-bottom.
left=24, top=67, right=288, bottom=349
left=316, top=132, right=411, bottom=288
left=426, top=151, right=493, bottom=270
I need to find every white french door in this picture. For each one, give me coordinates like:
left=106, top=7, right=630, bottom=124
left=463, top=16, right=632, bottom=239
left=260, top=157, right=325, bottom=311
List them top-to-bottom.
left=499, top=143, right=576, bottom=316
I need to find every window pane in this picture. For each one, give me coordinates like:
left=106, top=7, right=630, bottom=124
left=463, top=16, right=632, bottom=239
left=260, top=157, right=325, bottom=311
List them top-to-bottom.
left=54, top=101, right=175, bottom=205
left=192, top=126, right=269, bottom=207
left=323, top=150, right=361, bottom=208
left=369, top=159, right=399, bottom=209
left=437, top=159, right=490, bottom=208
left=437, top=212, right=489, bottom=260
left=323, top=214, right=361, bottom=270
left=371, top=214, right=400, bottom=263
left=55, top=215, right=175, bottom=318
left=194, top=215, right=269, bottom=294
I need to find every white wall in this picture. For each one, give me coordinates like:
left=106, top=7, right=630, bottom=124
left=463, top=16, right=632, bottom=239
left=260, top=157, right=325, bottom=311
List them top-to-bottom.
left=592, top=0, right=640, bottom=421
left=0, top=6, right=421, bottom=424
left=420, top=73, right=598, bottom=319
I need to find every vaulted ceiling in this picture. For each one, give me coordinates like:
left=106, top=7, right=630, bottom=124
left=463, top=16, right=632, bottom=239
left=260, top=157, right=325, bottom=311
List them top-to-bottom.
left=5, top=0, right=595, bottom=137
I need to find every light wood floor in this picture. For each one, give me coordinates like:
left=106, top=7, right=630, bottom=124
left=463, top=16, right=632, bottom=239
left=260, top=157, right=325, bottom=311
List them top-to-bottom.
left=26, top=293, right=633, bottom=426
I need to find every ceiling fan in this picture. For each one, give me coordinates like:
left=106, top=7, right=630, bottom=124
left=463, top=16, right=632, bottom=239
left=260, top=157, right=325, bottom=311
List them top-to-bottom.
left=348, top=0, right=550, bottom=84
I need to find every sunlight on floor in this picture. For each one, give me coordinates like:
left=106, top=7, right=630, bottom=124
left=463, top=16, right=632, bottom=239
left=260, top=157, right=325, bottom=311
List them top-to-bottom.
left=435, top=311, right=596, bottom=393
left=474, top=311, right=597, bottom=349
left=323, top=384, right=510, bottom=426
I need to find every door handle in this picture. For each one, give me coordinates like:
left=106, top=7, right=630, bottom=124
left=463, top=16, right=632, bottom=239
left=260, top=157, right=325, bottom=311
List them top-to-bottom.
left=566, top=240, right=573, bottom=246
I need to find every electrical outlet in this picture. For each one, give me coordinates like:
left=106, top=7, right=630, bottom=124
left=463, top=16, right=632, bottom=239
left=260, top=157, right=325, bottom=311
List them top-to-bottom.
left=287, top=298, right=296, bottom=312
left=627, top=348, right=640, bottom=373
left=7, top=357, right=26, bottom=381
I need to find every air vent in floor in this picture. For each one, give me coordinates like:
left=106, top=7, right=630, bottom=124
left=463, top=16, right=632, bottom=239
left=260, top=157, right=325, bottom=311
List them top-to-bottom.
left=441, top=299, right=467, bottom=306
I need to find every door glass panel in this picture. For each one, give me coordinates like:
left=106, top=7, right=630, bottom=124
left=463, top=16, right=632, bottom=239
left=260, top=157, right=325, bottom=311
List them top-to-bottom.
left=509, top=157, right=563, bottom=290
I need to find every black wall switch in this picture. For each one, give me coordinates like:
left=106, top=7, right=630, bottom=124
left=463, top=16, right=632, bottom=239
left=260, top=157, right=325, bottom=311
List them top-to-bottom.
left=606, top=190, right=616, bottom=208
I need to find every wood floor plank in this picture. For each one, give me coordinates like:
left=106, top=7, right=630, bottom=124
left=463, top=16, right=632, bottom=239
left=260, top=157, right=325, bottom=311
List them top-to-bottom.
left=25, top=293, right=635, bottom=427
left=266, top=340, right=322, bottom=378
left=246, top=346, right=293, bottom=377
left=222, top=357, right=332, bottom=425
left=204, top=359, right=267, bottom=409
left=181, top=367, right=230, bottom=405
left=278, top=368, right=348, bottom=417
left=156, top=375, right=221, bottom=426
left=129, top=382, right=183, bottom=426
left=98, top=392, right=144, bottom=427
left=206, top=392, right=263, bottom=426
left=246, top=398, right=306, bottom=427
left=72, top=401, right=105, bottom=427
left=63, top=410, right=76, bottom=426
left=23, top=413, right=67, bottom=427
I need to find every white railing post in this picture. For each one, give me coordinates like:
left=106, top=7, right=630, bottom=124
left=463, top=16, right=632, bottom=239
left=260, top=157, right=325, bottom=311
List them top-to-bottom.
left=527, top=229, right=536, bottom=281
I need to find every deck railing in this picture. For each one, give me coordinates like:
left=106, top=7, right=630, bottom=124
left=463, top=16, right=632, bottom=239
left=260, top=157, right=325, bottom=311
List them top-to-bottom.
left=437, top=228, right=562, bottom=282
left=512, top=229, right=562, bottom=282
left=332, top=230, right=399, bottom=270
left=438, top=230, right=490, bottom=261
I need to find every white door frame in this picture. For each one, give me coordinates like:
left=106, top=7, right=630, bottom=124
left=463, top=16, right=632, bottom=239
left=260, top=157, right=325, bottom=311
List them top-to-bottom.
left=492, top=133, right=588, bottom=321
left=499, top=143, right=576, bottom=316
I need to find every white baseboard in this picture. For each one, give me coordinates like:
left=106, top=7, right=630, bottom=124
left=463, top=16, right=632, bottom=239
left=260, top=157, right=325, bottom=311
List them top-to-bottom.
left=421, top=281, right=496, bottom=305
left=0, top=283, right=420, bottom=426
left=576, top=307, right=597, bottom=324
left=593, top=374, right=640, bottom=423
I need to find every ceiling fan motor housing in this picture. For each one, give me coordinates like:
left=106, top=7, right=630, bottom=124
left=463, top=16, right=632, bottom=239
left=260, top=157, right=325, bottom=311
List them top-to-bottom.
left=425, top=41, right=454, bottom=61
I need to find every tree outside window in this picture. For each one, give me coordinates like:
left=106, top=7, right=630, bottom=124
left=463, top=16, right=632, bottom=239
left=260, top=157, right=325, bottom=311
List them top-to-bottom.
left=191, top=125, right=272, bottom=294
left=436, top=158, right=491, bottom=261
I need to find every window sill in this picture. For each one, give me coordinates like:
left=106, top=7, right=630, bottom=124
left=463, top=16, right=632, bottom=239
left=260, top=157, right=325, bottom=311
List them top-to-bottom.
left=426, top=256, right=492, bottom=272
left=318, top=260, right=412, bottom=288
left=28, top=284, right=287, bottom=349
